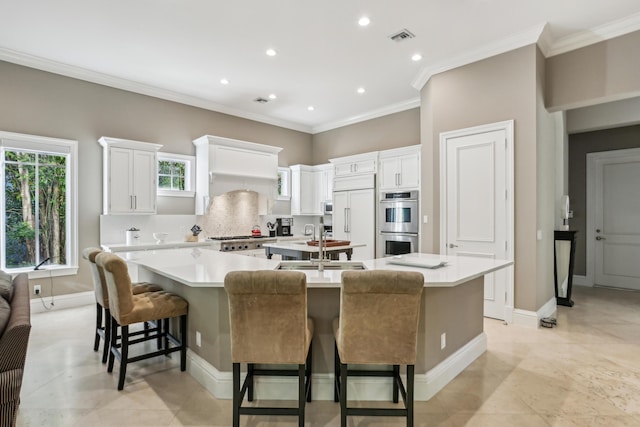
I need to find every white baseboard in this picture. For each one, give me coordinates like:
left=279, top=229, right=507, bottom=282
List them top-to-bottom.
left=30, top=290, right=94, bottom=314
left=511, top=296, right=556, bottom=328
left=187, top=333, right=487, bottom=401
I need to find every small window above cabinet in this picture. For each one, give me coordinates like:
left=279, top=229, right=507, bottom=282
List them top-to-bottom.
left=99, top=137, right=162, bottom=215
left=378, top=145, right=420, bottom=191
left=157, top=153, right=195, bottom=198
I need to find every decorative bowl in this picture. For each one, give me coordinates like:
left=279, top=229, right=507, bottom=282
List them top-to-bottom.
left=153, top=232, right=169, bottom=243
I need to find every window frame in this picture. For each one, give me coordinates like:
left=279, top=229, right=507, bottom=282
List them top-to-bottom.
left=0, top=131, right=78, bottom=278
left=157, top=153, right=195, bottom=198
left=277, top=167, right=291, bottom=200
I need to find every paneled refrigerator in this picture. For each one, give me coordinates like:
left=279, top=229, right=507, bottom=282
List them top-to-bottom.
left=332, top=174, right=375, bottom=260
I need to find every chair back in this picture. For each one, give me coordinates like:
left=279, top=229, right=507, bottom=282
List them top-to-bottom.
left=82, top=247, right=109, bottom=307
left=95, top=253, right=134, bottom=323
left=224, top=270, right=309, bottom=364
left=337, top=270, right=424, bottom=365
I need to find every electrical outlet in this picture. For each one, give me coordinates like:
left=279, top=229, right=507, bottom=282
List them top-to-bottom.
left=34, top=284, right=41, bottom=295
left=195, top=331, right=202, bottom=347
left=440, top=332, right=446, bottom=350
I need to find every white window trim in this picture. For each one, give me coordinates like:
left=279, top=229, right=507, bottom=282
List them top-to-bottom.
left=0, top=131, right=79, bottom=278
left=157, top=152, right=195, bottom=197
left=277, top=167, right=291, bottom=200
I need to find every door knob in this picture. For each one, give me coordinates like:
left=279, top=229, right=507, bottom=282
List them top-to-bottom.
left=595, top=236, right=606, bottom=241
left=448, top=243, right=458, bottom=248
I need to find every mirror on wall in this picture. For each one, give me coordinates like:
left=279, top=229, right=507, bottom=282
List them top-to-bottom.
left=554, top=230, right=578, bottom=307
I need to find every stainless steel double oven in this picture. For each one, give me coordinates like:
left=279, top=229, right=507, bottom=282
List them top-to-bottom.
left=378, top=190, right=419, bottom=257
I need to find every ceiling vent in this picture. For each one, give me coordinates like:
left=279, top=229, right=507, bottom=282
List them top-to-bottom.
left=389, top=29, right=415, bottom=42
left=253, top=97, right=269, bottom=104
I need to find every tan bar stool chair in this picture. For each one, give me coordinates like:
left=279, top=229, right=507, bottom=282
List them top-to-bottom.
left=82, top=247, right=162, bottom=363
left=95, top=252, right=188, bottom=390
left=224, top=270, right=314, bottom=427
left=333, top=270, right=424, bottom=427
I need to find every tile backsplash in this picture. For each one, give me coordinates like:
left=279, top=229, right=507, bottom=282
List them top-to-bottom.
left=200, top=190, right=260, bottom=237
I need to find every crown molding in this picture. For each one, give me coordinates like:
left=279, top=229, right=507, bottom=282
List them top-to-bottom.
left=546, top=11, right=640, bottom=57
left=411, top=23, right=547, bottom=91
left=0, top=47, right=312, bottom=134
left=311, top=98, right=421, bottom=134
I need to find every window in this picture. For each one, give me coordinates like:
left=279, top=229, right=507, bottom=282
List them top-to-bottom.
left=0, top=131, right=78, bottom=276
left=157, top=153, right=195, bottom=197
left=277, top=167, right=291, bottom=200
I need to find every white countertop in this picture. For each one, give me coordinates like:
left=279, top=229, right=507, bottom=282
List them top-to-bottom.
left=101, top=240, right=214, bottom=252
left=263, top=241, right=365, bottom=252
left=121, top=248, right=513, bottom=288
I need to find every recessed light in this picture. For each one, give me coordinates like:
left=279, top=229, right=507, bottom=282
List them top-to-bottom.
left=358, top=16, right=370, bottom=26
left=266, top=48, right=277, bottom=57
left=411, top=53, right=422, bottom=62
left=220, top=78, right=229, bottom=85
left=357, top=87, right=366, bottom=94
left=268, top=94, right=277, bottom=100
left=307, top=106, right=315, bottom=111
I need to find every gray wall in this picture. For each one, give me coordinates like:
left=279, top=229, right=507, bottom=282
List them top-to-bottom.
left=421, top=45, right=550, bottom=312
left=0, top=60, right=312, bottom=297
left=311, top=108, right=420, bottom=164
left=568, top=125, right=640, bottom=275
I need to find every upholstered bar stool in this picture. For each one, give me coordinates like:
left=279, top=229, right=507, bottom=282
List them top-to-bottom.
left=82, top=247, right=162, bottom=363
left=95, top=252, right=188, bottom=390
left=224, top=270, right=314, bottom=427
left=333, top=270, right=424, bottom=427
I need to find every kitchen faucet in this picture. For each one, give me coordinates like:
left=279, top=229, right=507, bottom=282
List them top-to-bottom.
left=317, top=218, right=328, bottom=271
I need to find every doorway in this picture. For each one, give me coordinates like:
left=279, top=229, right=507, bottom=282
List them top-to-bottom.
left=440, top=120, right=514, bottom=321
left=586, top=148, right=640, bottom=290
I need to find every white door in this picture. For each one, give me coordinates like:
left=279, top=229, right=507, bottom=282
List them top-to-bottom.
left=441, top=121, right=514, bottom=320
left=589, top=149, right=640, bottom=290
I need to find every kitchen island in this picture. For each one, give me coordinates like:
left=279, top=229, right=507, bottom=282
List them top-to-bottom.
left=263, top=240, right=365, bottom=260
left=123, top=248, right=512, bottom=401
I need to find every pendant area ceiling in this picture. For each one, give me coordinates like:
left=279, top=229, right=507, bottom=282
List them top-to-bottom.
left=1, top=1, right=640, bottom=133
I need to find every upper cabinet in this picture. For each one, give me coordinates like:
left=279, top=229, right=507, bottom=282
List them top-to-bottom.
left=192, top=135, right=282, bottom=215
left=99, top=137, right=162, bottom=215
left=378, top=145, right=420, bottom=190
left=330, top=152, right=378, bottom=177
left=289, top=163, right=334, bottom=216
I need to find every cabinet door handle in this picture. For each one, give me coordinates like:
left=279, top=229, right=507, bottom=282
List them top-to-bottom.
left=130, top=195, right=133, bottom=209
left=134, top=195, right=137, bottom=209
left=344, top=208, right=348, bottom=233
left=346, top=208, right=351, bottom=233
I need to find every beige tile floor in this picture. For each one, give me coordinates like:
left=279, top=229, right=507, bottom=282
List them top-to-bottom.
left=16, top=285, right=640, bottom=426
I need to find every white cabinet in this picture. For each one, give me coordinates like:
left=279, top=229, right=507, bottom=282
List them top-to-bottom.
left=99, top=137, right=162, bottom=215
left=378, top=145, right=421, bottom=190
left=330, top=152, right=378, bottom=177
left=290, top=163, right=334, bottom=215
left=316, top=163, right=334, bottom=204
left=291, top=165, right=320, bottom=215
left=332, top=174, right=376, bottom=260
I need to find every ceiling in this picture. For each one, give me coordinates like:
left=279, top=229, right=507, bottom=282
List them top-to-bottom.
left=2, top=1, right=640, bottom=134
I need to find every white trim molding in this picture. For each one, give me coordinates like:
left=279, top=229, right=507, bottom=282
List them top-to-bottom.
left=31, top=290, right=94, bottom=314
left=511, top=297, right=557, bottom=328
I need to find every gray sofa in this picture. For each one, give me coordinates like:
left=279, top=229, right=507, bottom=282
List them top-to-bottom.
left=0, top=272, right=31, bottom=427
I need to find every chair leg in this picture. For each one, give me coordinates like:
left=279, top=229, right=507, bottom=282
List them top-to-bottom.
left=94, top=303, right=102, bottom=351
left=102, top=310, right=111, bottom=364
left=179, top=315, right=187, bottom=370
left=107, top=318, right=118, bottom=373
left=163, top=318, right=170, bottom=354
left=156, top=320, right=163, bottom=349
left=117, top=325, right=129, bottom=390
left=306, top=340, right=313, bottom=402
left=334, top=342, right=340, bottom=402
left=340, top=361, right=348, bottom=427
left=232, top=362, right=240, bottom=427
left=247, top=363, right=254, bottom=401
left=298, top=363, right=305, bottom=427
left=393, top=364, right=400, bottom=403
left=407, top=365, right=415, bottom=427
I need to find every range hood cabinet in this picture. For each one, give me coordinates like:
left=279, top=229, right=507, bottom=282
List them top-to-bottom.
left=193, top=135, right=282, bottom=215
